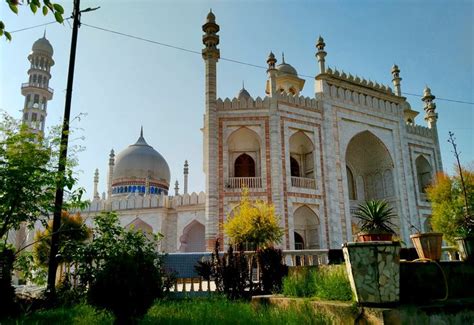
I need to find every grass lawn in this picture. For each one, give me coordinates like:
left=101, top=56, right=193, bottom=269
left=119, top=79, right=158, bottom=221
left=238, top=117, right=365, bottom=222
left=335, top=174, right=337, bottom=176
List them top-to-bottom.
left=4, top=297, right=331, bottom=325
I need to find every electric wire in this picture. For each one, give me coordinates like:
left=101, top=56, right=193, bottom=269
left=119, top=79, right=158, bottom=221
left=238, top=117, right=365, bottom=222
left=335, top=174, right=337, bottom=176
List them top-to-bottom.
left=7, top=20, right=474, bottom=106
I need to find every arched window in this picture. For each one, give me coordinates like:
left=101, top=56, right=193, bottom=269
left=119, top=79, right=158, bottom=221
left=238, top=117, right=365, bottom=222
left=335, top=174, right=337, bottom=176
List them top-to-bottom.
left=234, top=153, right=255, bottom=177
left=416, top=156, right=432, bottom=193
left=346, top=166, right=356, bottom=200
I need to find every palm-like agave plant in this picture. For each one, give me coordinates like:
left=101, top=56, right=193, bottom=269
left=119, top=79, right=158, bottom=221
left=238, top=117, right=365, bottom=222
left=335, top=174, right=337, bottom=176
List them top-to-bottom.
left=355, top=200, right=397, bottom=234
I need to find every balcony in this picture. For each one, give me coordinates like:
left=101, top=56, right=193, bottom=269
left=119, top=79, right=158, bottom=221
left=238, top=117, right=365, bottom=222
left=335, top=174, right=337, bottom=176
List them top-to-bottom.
left=21, top=82, right=54, bottom=94
left=291, top=176, right=316, bottom=189
left=226, top=177, right=262, bottom=189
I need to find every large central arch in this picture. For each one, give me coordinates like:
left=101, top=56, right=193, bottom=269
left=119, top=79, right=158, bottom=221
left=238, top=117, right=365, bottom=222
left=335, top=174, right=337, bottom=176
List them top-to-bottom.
left=345, top=131, right=398, bottom=233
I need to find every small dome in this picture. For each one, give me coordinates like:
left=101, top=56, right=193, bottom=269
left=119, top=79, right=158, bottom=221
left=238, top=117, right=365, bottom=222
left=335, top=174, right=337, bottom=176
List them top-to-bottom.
left=206, top=10, right=215, bottom=22
left=32, top=36, right=53, bottom=55
left=276, top=54, right=298, bottom=76
left=238, top=88, right=251, bottom=100
left=113, top=130, right=170, bottom=185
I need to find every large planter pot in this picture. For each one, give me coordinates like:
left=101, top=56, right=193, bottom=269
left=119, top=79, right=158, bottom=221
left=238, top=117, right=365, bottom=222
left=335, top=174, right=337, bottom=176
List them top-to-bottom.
left=357, top=232, right=393, bottom=242
left=410, top=233, right=443, bottom=261
left=456, top=237, right=474, bottom=263
left=343, top=241, right=401, bottom=305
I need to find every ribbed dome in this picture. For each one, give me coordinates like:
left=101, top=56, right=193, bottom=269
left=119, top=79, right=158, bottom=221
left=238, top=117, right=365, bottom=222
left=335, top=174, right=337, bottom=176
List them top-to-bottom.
left=32, top=36, right=54, bottom=55
left=112, top=130, right=170, bottom=185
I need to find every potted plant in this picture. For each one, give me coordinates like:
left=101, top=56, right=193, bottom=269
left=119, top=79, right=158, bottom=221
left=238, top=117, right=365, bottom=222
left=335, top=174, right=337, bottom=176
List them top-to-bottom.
left=343, top=199, right=401, bottom=305
left=354, top=200, right=397, bottom=242
left=454, top=214, right=474, bottom=263
left=409, top=224, right=443, bottom=261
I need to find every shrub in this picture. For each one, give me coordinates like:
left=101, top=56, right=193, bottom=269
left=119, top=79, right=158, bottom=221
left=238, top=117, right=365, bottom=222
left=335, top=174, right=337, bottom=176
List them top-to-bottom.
left=224, top=188, right=283, bottom=249
left=257, top=247, right=288, bottom=294
left=88, top=250, right=165, bottom=324
left=283, top=265, right=353, bottom=301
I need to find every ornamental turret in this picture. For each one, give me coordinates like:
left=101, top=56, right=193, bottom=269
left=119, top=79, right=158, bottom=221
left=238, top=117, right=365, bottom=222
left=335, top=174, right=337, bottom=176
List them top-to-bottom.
left=21, top=32, right=54, bottom=133
left=315, top=35, right=327, bottom=74
left=391, top=64, right=402, bottom=96
left=422, top=86, right=437, bottom=129
left=183, top=160, right=189, bottom=194
left=93, top=168, right=100, bottom=200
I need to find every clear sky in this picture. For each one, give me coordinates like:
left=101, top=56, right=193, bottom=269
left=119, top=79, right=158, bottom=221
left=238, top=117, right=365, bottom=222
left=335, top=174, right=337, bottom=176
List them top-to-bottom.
left=1, top=0, right=473, bottom=199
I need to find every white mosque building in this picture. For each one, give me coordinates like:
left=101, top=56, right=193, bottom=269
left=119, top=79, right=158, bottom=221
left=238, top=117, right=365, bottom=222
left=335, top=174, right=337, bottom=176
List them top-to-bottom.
left=19, top=12, right=443, bottom=253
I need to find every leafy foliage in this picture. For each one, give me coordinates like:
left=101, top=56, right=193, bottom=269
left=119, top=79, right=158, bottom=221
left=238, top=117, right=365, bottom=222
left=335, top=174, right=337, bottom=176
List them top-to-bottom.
left=2, top=0, right=65, bottom=41
left=0, top=114, right=84, bottom=243
left=427, top=167, right=474, bottom=244
left=224, top=188, right=284, bottom=249
left=354, top=199, right=397, bottom=234
left=33, top=211, right=90, bottom=267
left=55, top=212, right=171, bottom=321
left=88, top=249, right=165, bottom=323
left=13, top=250, right=47, bottom=285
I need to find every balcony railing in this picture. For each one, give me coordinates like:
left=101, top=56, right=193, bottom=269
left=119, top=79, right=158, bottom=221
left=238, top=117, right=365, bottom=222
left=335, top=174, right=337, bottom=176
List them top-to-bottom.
left=21, top=82, right=53, bottom=94
left=291, top=176, right=316, bottom=189
left=227, top=177, right=262, bottom=189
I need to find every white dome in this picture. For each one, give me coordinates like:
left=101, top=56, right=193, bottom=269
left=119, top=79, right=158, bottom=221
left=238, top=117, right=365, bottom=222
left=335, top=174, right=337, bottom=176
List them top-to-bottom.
left=32, top=36, right=54, bottom=55
left=276, top=62, right=298, bottom=76
left=112, top=131, right=170, bottom=186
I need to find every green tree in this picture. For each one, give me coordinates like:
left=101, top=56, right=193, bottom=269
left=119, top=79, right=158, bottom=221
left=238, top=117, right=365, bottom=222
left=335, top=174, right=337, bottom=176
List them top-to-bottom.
left=2, top=0, right=64, bottom=41
left=0, top=113, right=83, bottom=244
left=427, top=166, right=474, bottom=245
left=224, top=188, right=284, bottom=249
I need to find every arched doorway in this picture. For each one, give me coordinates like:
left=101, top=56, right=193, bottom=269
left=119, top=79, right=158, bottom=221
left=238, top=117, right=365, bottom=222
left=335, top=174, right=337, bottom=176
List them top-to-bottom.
left=289, top=131, right=314, bottom=178
left=234, top=153, right=256, bottom=177
left=290, top=157, right=300, bottom=177
left=293, top=206, right=320, bottom=249
left=179, top=220, right=205, bottom=252
left=294, top=232, right=304, bottom=250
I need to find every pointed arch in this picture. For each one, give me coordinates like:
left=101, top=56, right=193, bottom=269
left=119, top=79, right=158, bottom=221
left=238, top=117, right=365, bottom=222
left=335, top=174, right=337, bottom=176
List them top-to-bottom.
left=227, top=127, right=261, bottom=178
left=345, top=130, right=394, bottom=200
left=289, top=131, right=315, bottom=179
left=415, top=155, right=432, bottom=193
left=293, top=205, right=320, bottom=249
left=179, top=220, right=205, bottom=252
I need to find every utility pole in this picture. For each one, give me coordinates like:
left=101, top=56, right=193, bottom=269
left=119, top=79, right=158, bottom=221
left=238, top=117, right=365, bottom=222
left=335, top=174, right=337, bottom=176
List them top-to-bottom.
left=46, top=0, right=99, bottom=299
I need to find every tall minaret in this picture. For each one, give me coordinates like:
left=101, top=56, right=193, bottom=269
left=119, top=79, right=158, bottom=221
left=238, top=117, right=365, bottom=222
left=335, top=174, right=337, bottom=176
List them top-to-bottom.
left=202, top=10, right=220, bottom=250
left=21, top=33, right=54, bottom=133
left=315, top=36, right=326, bottom=74
left=391, top=64, right=402, bottom=96
left=422, top=86, right=443, bottom=171
left=107, top=149, right=115, bottom=199
left=183, top=160, right=189, bottom=195
left=93, top=169, right=100, bottom=200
